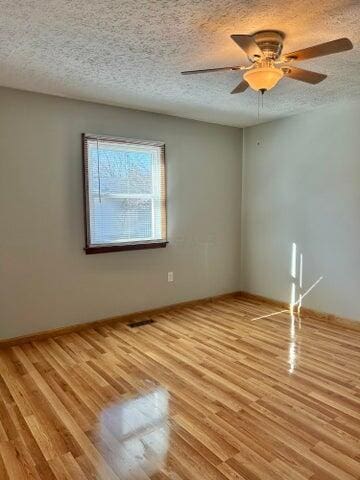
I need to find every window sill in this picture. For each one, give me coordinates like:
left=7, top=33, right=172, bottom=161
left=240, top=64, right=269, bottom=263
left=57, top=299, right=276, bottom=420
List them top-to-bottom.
left=85, top=241, right=168, bottom=254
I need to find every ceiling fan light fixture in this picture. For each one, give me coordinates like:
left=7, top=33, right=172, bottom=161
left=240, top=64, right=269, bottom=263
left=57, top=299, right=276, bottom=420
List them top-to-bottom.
left=243, top=66, right=284, bottom=92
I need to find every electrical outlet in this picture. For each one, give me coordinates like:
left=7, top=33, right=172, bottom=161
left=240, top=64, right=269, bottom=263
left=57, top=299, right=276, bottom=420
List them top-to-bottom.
left=168, top=272, right=174, bottom=282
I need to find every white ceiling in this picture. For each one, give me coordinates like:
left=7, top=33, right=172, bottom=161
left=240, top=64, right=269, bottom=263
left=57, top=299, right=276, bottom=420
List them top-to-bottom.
left=0, top=0, right=359, bottom=127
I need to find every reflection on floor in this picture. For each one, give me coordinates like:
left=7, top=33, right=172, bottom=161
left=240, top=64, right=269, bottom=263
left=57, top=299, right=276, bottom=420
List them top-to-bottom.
left=0, top=295, right=360, bottom=479
left=97, top=388, right=169, bottom=479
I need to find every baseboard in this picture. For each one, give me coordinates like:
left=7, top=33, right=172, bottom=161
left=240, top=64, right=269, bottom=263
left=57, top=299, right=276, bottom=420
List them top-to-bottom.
left=3, top=290, right=358, bottom=348
left=0, top=291, right=241, bottom=349
left=239, top=291, right=360, bottom=332
left=239, top=291, right=288, bottom=309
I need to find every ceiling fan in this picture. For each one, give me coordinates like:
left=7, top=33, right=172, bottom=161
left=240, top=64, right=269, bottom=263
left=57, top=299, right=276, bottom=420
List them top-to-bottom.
left=181, top=31, right=353, bottom=94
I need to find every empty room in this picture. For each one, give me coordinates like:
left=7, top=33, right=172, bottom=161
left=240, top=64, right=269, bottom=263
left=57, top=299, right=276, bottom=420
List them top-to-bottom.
left=1, top=1, right=360, bottom=479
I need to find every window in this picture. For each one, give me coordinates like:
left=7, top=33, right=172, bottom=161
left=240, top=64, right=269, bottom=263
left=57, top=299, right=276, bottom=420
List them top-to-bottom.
left=83, top=134, right=167, bottom=254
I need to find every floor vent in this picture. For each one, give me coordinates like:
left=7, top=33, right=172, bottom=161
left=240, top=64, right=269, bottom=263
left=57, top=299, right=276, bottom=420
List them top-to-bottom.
left=128, top=319, right=155, bottom=328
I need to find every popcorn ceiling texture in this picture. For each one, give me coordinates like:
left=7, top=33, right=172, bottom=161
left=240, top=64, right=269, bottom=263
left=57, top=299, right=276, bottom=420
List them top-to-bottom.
left=0, top=0, right=359, bottom=126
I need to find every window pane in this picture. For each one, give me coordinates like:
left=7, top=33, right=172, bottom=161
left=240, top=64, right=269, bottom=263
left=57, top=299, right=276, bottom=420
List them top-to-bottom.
left=89, top=145, right=153, bottom=195
left=91, top=198, right=153, bottom=244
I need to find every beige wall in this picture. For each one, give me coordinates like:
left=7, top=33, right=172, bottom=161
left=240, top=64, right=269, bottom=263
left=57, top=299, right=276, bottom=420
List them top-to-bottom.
left=4, top=86, right=358, bottom=338
left=0, top=87, right=243, bottom=339
left=242, top=101, right=360, bottom=321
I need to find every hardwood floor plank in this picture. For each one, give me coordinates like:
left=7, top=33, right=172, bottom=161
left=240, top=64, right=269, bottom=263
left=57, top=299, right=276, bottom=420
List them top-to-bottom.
left=0, top=297, right=359, bottom=479
left=0, top=441, right=28, bottom=480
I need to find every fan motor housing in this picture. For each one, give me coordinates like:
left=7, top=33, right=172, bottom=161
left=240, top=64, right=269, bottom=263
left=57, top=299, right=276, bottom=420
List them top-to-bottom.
left=252, top=30, right=284, bottom=60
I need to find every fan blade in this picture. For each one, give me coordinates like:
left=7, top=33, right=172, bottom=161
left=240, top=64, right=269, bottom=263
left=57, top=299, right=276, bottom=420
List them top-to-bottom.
left=231, top=35, right=263, bottom=58
left=284, top=38, right=353, bottom=61
left=181, top=65, right=242, bottom=75
left=283, top=66, right=327, bottom=84
left=231, top=80, right=249, bottom=94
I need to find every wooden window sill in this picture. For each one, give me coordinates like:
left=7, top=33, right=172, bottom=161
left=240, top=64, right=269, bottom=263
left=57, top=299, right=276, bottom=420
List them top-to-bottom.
left=85, top=241, right=168, bottom=254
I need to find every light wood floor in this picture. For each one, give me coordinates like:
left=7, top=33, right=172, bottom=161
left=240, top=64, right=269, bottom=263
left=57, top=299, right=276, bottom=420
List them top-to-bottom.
left=0, top=296, right=360, bottom=480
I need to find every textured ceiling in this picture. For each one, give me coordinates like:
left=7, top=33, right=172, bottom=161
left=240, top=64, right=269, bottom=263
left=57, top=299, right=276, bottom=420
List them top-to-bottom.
left=0, top=0, right=359, bottom=126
